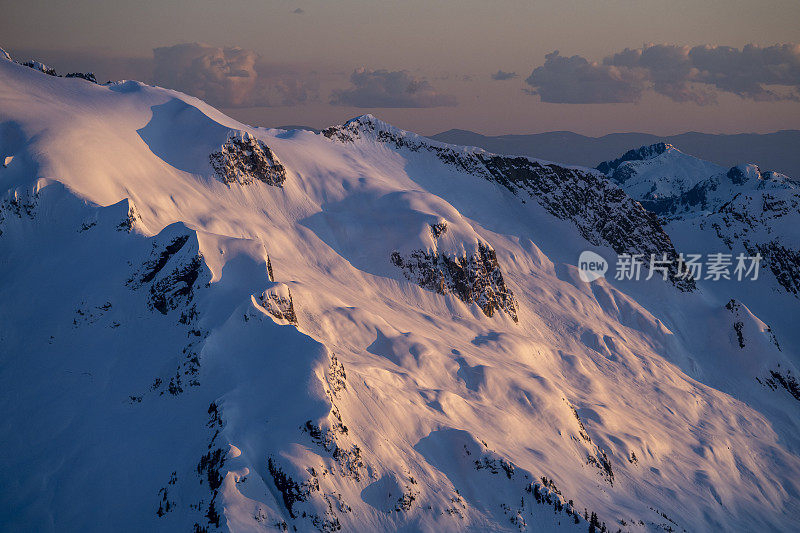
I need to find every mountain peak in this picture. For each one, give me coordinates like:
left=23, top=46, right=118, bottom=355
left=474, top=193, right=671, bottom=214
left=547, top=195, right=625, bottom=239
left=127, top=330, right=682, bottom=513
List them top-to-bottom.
left=323, top=113, right=454, bottom=153
left=335, top=113, right=405, bottom=138
left=596, top=142, right=676, bottom=175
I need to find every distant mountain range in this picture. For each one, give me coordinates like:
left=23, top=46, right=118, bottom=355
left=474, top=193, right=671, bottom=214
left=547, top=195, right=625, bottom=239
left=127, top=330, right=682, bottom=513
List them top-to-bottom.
left=429, top=129, right=800, bottom=178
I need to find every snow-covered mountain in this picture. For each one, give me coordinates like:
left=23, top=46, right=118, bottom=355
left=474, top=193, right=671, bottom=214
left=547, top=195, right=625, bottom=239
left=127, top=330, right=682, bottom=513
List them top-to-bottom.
left=2, top=50, right=800, bottom=533
left=596, top=143, right=728, bottom=212
left=597, top=143, right=798, bottom=218
left=598, top=144, right=800, bottom=298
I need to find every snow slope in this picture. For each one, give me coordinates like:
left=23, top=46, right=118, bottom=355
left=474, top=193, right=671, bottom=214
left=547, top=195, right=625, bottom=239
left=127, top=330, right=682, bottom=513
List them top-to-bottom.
left=2, top=53, right=800, bottom=532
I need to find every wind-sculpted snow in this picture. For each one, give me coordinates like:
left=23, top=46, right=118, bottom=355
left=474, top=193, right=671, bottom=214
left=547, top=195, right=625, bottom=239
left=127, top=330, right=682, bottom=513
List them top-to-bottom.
left=4, top=57, right=800, bottom=533
left=325, top=115, right=694, bottom=291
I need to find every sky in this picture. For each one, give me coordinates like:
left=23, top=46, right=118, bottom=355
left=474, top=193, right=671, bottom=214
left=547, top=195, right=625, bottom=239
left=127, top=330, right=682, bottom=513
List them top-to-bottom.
left=2, top=0, right=800, bottom=136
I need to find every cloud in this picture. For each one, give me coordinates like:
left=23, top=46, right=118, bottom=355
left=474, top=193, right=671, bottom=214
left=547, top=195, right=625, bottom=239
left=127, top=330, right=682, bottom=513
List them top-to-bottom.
left=292, top=8, right=304, bottom=14
left=152, top=43, right=318, bottom=107
left=525, top=43, right=800, bottom=104
left=688, top=44, right=800, bottom=101
left=604, top=45, right=716, bottom=104
left=525, top=51, right=647, bottom=103
left=330, top=68, right=457, bottom=108
left=491, top=70, right=518, bottom=81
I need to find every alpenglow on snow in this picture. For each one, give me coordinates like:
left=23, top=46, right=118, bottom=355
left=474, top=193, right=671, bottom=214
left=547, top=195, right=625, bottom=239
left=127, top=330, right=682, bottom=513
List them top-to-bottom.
left=2, top=49, right=800, bottom=533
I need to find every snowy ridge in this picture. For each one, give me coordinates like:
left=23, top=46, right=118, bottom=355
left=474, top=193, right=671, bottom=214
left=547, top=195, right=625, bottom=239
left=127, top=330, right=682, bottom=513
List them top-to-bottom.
left=0, top=46, right=96, bottom=82
left=2, top=55, right=800, bottom=533
left=324, top=115, right=694, bottom=290
left=599, top=141, right=800, bottom=299
left=595, top=143, right=673, bottom=175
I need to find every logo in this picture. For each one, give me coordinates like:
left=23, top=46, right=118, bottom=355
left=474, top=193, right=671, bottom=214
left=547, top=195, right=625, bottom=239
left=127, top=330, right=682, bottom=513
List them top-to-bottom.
left=578, top=251, right=608, bottom=282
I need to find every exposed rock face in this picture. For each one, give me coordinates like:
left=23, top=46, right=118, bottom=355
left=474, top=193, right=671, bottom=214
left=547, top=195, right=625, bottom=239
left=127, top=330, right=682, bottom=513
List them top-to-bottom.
left=1, top=49, right=96, bottom=84
left=22, top=60, right=57, bottom=77
left=17, top=61, right=95, bottom=84
left=65, top=72, right=98, bottom=84
left=326, top=116, right=693, bottom=291
left=209, top=132, right=286, bottom=187
left=596, top=142, right=670, bottom=177
left=628, top=164, right=798, bottom=220
left=727, top=165, right=751, bottom=185
left=637, top=179, right=713, bottom=217
left=0, top=190, right=38, bottom=235
left=711, top=191, right=800, bottom=295
left=116, top=201, right=142, bottom=232
left=430, top=221, right=448, bottom=239
left=128, top=228, right=209, bottom=317
left=752, top=242, right=800, bottom=296
left=391, top=243, right=519, bottom=322
left=149, top=255, right=204, bottom=316
left=258, top=284, right=298, bottom=324
left=724, top=298, right=781, bottom=353
left=725, top=299, right=748, bottom=348
left=763, top=370, right=800, bottom=402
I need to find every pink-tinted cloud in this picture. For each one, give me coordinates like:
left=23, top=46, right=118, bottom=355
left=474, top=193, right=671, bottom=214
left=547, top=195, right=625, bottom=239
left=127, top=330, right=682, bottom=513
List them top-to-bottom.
left=153, top=43, right=319, bottom=108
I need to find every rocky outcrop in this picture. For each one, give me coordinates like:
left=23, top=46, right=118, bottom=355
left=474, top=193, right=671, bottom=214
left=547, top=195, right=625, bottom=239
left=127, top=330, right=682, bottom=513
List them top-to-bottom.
left=1, top=49, right=97, bottom=83
left=21, top=60, right=57, bottom=77
left=65, top=72, right=98, bottom=84
left=326, top=116, right=693, bottom=291
left=210, top=132, right=286, bottom=187
left=596, top=142, right=671, bottom=177
left=0, top=190, right=38, bottom=235
left=711, top=191, right=800, bottom=295
left=127, top=227, right=209, bottom=316
left=752, top=242, right=800, bottom=296
left=391, top=243, right=519, bottom=322
left=259, top=284, right=298, bottom=324
left=763, top=369, right=800, bottom=402
left=566, top=400, right=614, bottom=486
